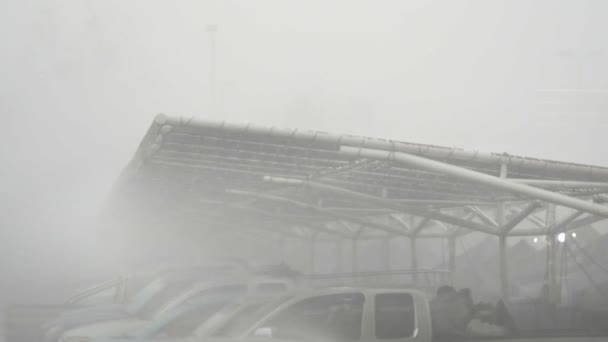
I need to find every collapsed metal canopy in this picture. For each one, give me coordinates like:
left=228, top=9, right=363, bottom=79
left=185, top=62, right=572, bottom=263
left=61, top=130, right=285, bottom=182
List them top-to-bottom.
left=107, top=114, right=608, bottom=242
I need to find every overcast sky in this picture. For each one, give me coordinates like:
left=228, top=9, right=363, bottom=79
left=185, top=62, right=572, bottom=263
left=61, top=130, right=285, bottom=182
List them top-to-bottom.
left=1, top=0, right=607, bottom=302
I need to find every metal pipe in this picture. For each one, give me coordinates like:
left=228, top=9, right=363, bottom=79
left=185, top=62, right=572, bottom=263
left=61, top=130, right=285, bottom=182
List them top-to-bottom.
left=159, top=115, right=608, bottom=180
left=340, top=147, right=608, bottom=218
left=498, top=163, right=509, bottom=301
left=264, top=176, right=499, bottom=235
left=510, top=179, right=608, bottom=189
left=226, top=189, right=409, bottom=236
left=501, top=201, right=543, bottom=234
left=217, top=204, right=350, bottom=238
left=467, top=206, right=499, bottom=227
left=510, top=210, right=592, bottom=236
left=390, top=214, right=410, bottom=231
left=412, top=218, right=431, bottom=236
left=278, top=234, right=285, bottom=264
left=499, top=236, right=509, bottom=300
left=308, top=237, right=316, bottom=274
left=410, top=237, right=419, bottom=285
left=448, top=237, right=456, bottom=284
left=383, top=238, right=391, bottom=271
left=352, top=239, right=359, bottom=274
left=335, top=240, right=343, bottom=273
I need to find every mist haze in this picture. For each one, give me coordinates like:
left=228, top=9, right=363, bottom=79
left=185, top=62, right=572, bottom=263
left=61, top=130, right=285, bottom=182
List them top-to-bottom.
left=1, top=0, right=607, bottom=318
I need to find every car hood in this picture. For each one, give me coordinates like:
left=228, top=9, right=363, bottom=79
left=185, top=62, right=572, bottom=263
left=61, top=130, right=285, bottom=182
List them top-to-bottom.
left=61, top=319, right=148, bottom=340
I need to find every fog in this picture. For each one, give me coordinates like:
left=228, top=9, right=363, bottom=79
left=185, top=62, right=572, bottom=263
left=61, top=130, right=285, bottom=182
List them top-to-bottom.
left=1, top=0, right=608, bottom=310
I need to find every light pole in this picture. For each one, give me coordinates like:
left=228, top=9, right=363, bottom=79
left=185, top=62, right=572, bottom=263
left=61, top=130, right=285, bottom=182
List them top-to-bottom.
left=206, top=24, right=218, bottom=115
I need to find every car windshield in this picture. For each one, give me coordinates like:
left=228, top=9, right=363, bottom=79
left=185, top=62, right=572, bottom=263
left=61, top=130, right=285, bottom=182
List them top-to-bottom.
left=125, top=279, right=167, bottom=314
left=131, top=282, right=193, bottom=319
left=211, top=295, right=294, bottom=338
left=132, top=296, right=237, bottom=339
left=193, top=302, right=242, bottom=336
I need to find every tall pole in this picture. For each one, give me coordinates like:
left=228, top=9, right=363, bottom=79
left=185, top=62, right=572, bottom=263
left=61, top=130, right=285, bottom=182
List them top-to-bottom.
left=206, top=24, right=218, bottom=115
left=498, top=162, right=509, bottom=301
left=546, top=204, right=560, bottom=304
left=278, top=234, right=285, bottom=264
left=308, top=236, right=316, bottom=274
left=448, top=236, right=456, bottom=284
left=383, top=237, right=391, bottom=271
left=410, top=237, right=418, bottom=285
left=352, top=238, right=359, bottom=273
left=335, top=239, right=343, bottom=273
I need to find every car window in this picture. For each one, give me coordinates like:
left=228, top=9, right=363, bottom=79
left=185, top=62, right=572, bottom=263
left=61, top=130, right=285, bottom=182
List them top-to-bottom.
left=126, top=279, right=167, bottom=314
left=134, top=282, right=193, bottom=319
left=156, top=285, right=247, bottom=318
left=259, top=293, right=364, bottom=341
left=375, top=293, right=416, bottom=339
left=212, top=295, right=294, bottom=338
left=149, top=302, right=230, bottom=339
left=193, top=302, right=242, bottom=336
left=209, top=303, right=266, bottom=337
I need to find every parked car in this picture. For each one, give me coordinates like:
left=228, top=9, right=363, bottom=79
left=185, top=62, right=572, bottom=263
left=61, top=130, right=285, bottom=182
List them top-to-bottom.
left=43, top=264, right=247, bottom=342
left=5, top=276, right=132, bottom=342
left=58, top=278, right=293, bottom=342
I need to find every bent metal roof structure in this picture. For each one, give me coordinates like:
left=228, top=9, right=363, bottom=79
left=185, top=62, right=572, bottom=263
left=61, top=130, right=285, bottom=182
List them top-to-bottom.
left=106, top=114, right=608, bottom=298
left=109, top=114, right=608, bottom=243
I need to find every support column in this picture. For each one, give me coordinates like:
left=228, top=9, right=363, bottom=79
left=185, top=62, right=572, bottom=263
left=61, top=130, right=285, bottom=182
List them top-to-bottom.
left=498, top=162, right=509, bottom=301
left=546, top=204, right=560, bottom=304
left=278, top=234, right=285, bottom=264
left=448, top=236, right=456, bottom=285
left=499, top=236, right=509, bottom=300
left=307, top=237, right=316, bottom=275
left=383, top=237, right=391, bottom=271
left=410, top=237, right=418, bottom=285
left=352, top=238, right=359, bottom=273
left=335, top=240, right=343, bottom=273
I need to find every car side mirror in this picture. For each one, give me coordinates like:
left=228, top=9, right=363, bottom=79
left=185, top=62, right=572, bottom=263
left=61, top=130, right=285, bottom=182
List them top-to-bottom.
left=253, top=326, right=275, bottom=338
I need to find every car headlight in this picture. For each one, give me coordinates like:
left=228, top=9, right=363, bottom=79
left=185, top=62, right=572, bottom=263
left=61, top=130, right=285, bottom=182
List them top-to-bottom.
left=61, top=337, right=91, bottom=342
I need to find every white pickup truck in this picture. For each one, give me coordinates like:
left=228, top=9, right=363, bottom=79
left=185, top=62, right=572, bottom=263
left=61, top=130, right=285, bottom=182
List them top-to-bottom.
left=90, top=287, right=608, bottom=342
left=199, top=287, right=608, bottom=342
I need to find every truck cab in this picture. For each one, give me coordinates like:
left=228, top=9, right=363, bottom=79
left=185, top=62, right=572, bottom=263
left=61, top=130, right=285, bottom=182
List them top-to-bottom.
left=212, top=287, right=432, bottom=342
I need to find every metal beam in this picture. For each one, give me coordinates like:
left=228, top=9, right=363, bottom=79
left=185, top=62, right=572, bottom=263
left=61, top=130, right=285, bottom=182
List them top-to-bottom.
left=161, top=115, right=608, bottom=180
left=340, top=147, right=608, bottom=218
left=498, top=162, right=509, bottom=302
left=265, top=176, right=499, bottom=235
left=510, top=179, right=608, bottom=190
left=226, top=189, right=409, bottom=236
left=501, top=201, right=542, bottom=235
left=217, top=204, right=351, bottom=238
left=467, top=206, right=499, bottom=227
left=551, top=210, right=585, bottom=233
left=510, top=211, right=599, bottom=236
left=522, top=212, right=546, bottom=228
left=389, top=214, right=410, bottom=232
left=412, top=218, right=431, bottom=236
left=300, top=222, right=354, bottom=239
left=499, top=236, right=509, bottom=300
left=307, top=237, right=316, bottom=274
left=410, top=237, right=418, bottom=285
left=448, top=237, right=456, bottom=283
left=352, top=238, right=359, bottom=273
left=383, top=238, right=391, bottom=271
left=335, top=240, right=344, bottom=273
